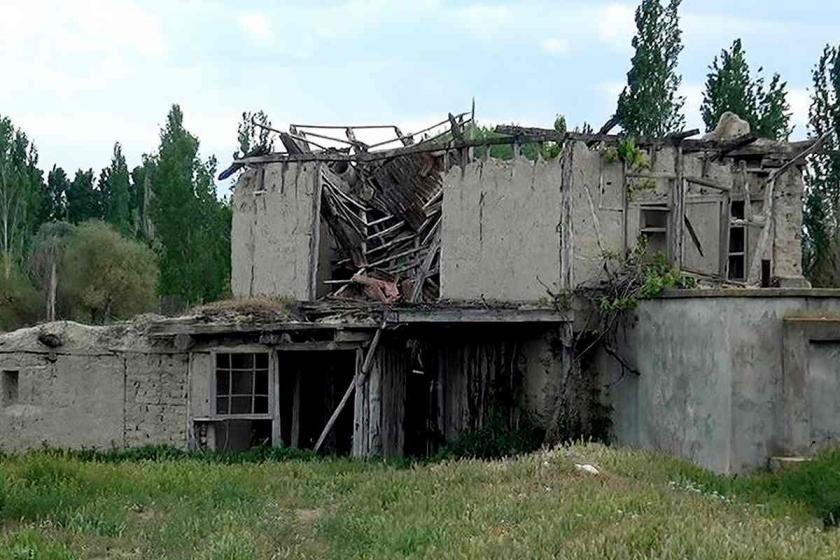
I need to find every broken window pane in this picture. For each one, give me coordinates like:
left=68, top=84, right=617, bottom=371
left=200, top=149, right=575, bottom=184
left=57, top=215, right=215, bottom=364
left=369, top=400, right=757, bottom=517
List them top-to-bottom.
left=731, top=200, right=745, bottom=220
left=729, top=228, right=745, bottom=253
left=729, top=255, right=745, bottom=280
left=215, top=352, right=270, bottom=416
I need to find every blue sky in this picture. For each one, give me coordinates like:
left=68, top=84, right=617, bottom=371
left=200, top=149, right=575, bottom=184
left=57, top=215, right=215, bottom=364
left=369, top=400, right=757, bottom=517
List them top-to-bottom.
left=2, top=0, right=839, bottom=192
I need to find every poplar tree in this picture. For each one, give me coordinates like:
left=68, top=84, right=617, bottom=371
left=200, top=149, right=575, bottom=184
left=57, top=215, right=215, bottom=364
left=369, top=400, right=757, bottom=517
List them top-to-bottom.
left=615, top=0, right=685, bottom=137
left=701, top=39, right=791, bottom=140
left=803, top=44, right=840, bottom=286
left=151, top=105, right=231, bottom=305
left=0, top=116, right=44, bottom=279
left=99, top=143, right=133, bottom=235
left=46, top=166, right=70, bottom=222
left=66, top=169, right=101, bottom=224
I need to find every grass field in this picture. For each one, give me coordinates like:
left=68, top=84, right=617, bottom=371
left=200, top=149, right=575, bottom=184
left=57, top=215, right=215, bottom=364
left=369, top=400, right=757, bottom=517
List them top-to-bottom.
left=1, top=444, right=839, bottom=559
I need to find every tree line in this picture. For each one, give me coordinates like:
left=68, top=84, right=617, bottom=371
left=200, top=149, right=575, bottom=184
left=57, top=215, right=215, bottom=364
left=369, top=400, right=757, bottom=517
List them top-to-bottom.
left=0, top=105, right=231, bottom=329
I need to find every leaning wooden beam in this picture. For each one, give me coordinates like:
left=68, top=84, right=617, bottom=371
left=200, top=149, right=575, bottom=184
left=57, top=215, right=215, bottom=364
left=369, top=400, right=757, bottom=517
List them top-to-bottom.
left=745, top=131, right=831, bottom=283
left=410, top=230, right=442, bottom=302
left=314, top=326, right=384, bottom=453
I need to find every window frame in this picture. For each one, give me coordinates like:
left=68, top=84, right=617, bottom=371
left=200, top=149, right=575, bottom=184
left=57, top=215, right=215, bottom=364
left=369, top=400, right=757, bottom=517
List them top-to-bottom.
left=727, top=198, right=748, bottom=281
left=639, top=204, right=671, bottom=260
left=209, top=349, right=274, bottom=421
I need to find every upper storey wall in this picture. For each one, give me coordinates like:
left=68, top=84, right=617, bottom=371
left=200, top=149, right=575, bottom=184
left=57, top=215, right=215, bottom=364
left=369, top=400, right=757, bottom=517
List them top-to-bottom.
left=228, top=140, right=807, bottom=303
left=440, top=157, right=564, bottom=301
left=231, top=163, right=321, bottom=300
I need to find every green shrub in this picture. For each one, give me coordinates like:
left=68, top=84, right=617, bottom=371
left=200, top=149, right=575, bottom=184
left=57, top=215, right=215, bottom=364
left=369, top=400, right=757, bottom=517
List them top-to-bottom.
left=60, top=220, right=158, bottom=323
left=435, top=414, right=544, bottom=460
left=747, top=449, right=840, bottom=527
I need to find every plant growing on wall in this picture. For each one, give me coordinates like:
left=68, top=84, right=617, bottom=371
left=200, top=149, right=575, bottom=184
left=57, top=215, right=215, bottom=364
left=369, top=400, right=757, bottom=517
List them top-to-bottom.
left=543, top=238, right=696, bottom=444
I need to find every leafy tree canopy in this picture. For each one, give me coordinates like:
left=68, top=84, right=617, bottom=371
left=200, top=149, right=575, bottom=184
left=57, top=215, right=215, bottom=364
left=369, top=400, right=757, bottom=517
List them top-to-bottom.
left=615, top=0, right=685, bottom=137
left=701, top=39, right=792, bottom=140
left=803, top=44, right=840, bottom=286
left=60, top=220, right=158, bottom=323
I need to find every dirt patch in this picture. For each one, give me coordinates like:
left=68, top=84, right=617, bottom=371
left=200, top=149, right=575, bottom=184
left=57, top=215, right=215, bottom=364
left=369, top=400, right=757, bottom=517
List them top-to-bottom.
left=295, top=508, right=324, bottom=524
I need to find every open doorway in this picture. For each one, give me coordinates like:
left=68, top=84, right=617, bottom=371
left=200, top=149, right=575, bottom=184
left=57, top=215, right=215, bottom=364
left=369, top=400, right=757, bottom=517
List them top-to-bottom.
left=278, top=351, right=356, bottom=455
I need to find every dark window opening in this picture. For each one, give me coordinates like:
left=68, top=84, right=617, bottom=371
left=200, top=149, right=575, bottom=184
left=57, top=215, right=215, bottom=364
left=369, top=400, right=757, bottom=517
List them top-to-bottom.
left=728, top=200, right=747, bottom=281
left=731, top=200, right=745, bottom=220
left=640, top=207, right=670, bottom=258
left=729, top=227, right=745, bottom=253
left=728, top=255, right=745, bottom=280
left=215, top=352, right=270, bottom=416
left=2, top=370, right=18, bottom=406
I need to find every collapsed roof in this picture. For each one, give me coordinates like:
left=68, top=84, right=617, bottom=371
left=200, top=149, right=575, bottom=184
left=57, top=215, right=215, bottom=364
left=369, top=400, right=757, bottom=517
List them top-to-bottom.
left=220, top=112, right=826, bottom=305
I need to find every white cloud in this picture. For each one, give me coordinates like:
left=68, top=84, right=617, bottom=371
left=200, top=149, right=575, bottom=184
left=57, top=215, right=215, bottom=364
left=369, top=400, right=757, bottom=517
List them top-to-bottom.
left=597, top=3, right=635, bottom=52
left=237, top=11, right=272, bottom=44
left=541, top=37, right=570, bottom=56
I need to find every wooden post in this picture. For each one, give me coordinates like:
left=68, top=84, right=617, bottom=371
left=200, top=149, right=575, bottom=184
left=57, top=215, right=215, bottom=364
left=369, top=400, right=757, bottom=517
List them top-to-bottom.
left=559, top=142, right=575, bottom=290
left=672, top=146, right=685, bottom=268
left=314, top=327, right=383, bottom=453
left=271, top=351, right=282, bottom=447
left=290, top=369, right=301, bottom=448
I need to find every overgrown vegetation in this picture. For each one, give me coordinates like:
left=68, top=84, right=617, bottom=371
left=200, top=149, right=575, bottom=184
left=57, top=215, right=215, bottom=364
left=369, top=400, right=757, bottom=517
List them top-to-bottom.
left=601, top=137, right=650, bottom=171
left=543, top=239, right=696, bottom=444
left=434, top=414, right=545, bottom=460
left=1, top=444, right=840, bottom=558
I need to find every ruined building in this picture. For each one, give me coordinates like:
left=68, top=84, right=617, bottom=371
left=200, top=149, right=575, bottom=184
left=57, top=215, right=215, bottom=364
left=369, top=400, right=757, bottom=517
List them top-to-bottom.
left=2, top=113, right=839, bottom=474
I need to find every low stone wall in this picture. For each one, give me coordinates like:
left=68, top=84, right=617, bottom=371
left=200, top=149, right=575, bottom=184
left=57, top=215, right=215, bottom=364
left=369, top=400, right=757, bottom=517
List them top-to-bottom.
left=600, top=290, right=840, bottom=474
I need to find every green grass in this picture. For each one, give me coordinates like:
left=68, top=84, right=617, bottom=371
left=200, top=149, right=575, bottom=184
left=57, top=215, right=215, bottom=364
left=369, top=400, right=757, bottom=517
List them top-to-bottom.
left=1, top=444, right=839, bottom=559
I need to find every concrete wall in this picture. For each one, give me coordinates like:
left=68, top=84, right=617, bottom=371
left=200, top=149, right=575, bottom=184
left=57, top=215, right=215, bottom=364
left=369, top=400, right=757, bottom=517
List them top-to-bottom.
left=440, top=157, right=564, bottom=300
left=231, top=163, right=322, bottom=300
left=600, top=291, right=840, bottom=473
left=0, top=322, right=189, bottom=451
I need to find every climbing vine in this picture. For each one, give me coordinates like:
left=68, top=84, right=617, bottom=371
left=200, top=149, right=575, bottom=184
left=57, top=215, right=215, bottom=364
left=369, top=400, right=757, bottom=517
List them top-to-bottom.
left=543, top=237, right=696, bottom=444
